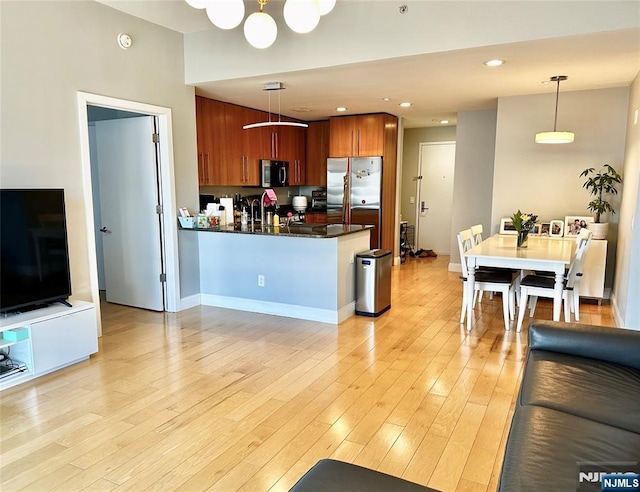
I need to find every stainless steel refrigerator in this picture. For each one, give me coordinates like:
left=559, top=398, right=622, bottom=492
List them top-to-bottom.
left=327, top=157, right=382, bottom=249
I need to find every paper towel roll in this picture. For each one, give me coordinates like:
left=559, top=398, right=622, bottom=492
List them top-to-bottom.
left=219, top=198, right=234, bottom=226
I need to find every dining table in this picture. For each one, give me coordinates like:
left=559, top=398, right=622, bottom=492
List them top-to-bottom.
left=463, top=234, right=576, bottom=331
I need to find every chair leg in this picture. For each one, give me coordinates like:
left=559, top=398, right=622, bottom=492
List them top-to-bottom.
left=460, top=284, right=468, bottom=324
left=508, top=286, right=516, bottom=321
left=517, top=288, right=528, bottom=332
left=573, top=288, right=581, bottom=321
left=501, top=290, right=510, bottom=331
left=564, top=293, right=571, bottom=322
left=529, top=296, right=538, bottom=317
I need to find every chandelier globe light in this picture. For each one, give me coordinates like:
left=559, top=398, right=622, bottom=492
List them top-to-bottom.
left=186, top=0, right=336, bottom=48
left=206, top=0, right=245, bottom=30
left=283, top=0, right=321, bottom=34
left=317, top=0, right=336, bottom=15
left=244, top=3, right=278, bottom=49
left=535, top=75, right=575, bottom=144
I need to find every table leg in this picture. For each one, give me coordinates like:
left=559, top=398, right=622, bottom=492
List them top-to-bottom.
left=466, top=259, right=476, bottom=331
left=553, top=270, right=564, bottom=321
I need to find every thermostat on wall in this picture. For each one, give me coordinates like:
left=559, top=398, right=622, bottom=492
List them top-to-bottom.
left=117, top=33, right=132, bottom=50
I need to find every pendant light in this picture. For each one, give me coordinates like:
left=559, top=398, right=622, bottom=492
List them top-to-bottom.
left=206, top=0, right=245, bottom=30
left=244, top=0, right=278, bottom=49
left=283, top=0, right=321, bottom=34
left=535, top=75, right=575, bottom=144
left=243, top=82, right=309, bottom=129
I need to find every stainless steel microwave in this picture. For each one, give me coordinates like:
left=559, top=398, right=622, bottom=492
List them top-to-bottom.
left=260, top=159, right=289, bottom=187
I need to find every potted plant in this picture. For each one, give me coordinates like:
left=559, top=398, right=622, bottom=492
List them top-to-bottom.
left=580, top=164, right=623, bottom=239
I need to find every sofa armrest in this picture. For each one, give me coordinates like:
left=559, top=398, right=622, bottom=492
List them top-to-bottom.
left=528, top=320, right=640, bottom=370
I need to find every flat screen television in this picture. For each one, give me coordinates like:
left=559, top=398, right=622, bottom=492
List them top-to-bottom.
left=0, top=189, right=72, bottom=313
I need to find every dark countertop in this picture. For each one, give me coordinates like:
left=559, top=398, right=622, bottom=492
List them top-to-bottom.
left=180, top=223, right=372, bottom=239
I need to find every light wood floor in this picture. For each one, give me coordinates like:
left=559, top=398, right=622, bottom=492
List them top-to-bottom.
left=0, top=255, right=616, bottom=491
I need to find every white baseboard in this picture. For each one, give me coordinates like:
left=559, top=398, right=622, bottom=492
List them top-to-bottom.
left=448, top=262, right=462, bottom=273
left=610, top=291, right=624, bottom=328
left=179, top=294, right=201, bottom=311
left=200, top=294, right=350, bottom=325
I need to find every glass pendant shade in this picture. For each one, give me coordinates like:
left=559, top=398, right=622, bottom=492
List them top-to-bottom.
left=185, top=0, right=211, bottom=8
left=206, top=0, right=245, bottom=29
left=283, top=0, right=321, bottom=34
left=317, top=0, right=336, bottom=15
left=244, top=11, right=278, bottom=49
left=534, top=131, right=575, bottom=144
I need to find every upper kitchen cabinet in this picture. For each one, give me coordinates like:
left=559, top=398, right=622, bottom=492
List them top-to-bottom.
left=195, top=96, right=225, bottom=185
left=224, top=103, right=261, bottom=186
left=329, top=114, right=387, bottom=157
left=258, top=119, right=307, bottom=185
left=306, top=120, right=329, bottom=186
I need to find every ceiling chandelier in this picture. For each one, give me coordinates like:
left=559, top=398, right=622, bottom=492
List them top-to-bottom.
left=185, top=0, right=336, bottom=49
left=535, top=75, right=575, bottom=144
left=243, top=82, right=309, bottom=129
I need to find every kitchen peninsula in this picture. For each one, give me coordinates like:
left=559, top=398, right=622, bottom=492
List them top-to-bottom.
left=184, top=224, right=372, bottom=324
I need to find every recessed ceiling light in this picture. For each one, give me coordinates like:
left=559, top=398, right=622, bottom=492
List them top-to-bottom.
left=483, top=59, right=505, bottom=67
left=541, top=80, right=551, bottom=84
left=382, top=97, right=390, bottom=102
left=399, top=102, right=411, bottom=107
left=292, top=107, right=312, bottom=112
left=336, top=107, right=347, bottom=112
left=440, top=119, right=449, bottom=124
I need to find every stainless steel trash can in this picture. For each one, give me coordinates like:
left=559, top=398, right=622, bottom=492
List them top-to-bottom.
left=355, top=249, right=392, bottom=317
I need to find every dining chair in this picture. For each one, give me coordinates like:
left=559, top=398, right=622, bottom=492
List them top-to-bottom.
left=458, top=229, right=518, bottom=331
left=515, top=232, right=592, bottom=332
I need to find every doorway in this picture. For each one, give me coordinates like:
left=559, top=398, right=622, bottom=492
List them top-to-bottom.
left=77, top=93, right=180, bottom=332
left=415, top=142, right=456, bottom=255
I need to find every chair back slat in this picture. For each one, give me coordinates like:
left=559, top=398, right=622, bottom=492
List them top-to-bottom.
left=470, top=224, right=484, bottom=246
left=457, top=229, right=473, bottom=276
left=566, top=232, right=592, bottom=288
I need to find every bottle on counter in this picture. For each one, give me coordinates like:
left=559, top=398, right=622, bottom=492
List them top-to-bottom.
left=241, top=207, right=248, bottom=226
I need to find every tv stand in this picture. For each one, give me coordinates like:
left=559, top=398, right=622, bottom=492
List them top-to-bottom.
left=54, top=299, right=73, bottom=308
left=0, top=301, right=98, bottom=391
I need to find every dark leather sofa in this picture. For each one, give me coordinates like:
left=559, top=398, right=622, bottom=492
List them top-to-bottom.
left=498, top=320, right=640, bottom=491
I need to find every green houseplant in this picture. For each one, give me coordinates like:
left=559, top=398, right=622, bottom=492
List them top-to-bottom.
left=580, top=164, right=622, bottom=239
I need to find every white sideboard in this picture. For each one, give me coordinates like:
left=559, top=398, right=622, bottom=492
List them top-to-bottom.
left=0, top=301, right=98, bottom=391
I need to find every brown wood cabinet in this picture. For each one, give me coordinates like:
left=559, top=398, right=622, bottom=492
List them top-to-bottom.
left=195, top=96, right=225, bottom=186
left=196, top=96, right=306, bottom=186
left=329, top=114, right=386, bottom=157
left=306, top=120, right=329, bottom=186
left=305, top=212, right=327, bottom=224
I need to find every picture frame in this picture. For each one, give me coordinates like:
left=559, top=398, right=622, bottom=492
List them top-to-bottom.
left=564, top=216, right=594, bottom=236
left=499, top=217, right=517, bottom=235
left=549, top=220, right=564, bottom=237
left=539, top=222, right=551, bottom=236
left=528, top=223, right=542, bottom=235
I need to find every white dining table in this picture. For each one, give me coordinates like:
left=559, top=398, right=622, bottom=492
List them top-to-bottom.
left=464, top=234, right=576, bottom=331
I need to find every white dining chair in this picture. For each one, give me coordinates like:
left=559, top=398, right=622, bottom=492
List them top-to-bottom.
left=458, top=229, right=518, bottom=331
left=516, top=232, right=592, bottom=332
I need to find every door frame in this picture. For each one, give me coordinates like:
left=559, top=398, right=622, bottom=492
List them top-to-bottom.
left=77, top=92, right=180, bottom=325
left=414, top=141, right=456, bottom=252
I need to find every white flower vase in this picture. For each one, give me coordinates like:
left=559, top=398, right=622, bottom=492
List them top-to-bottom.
left=590, top=222, right=609, bottom=240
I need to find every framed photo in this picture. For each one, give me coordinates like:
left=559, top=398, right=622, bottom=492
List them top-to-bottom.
left=564, top=216, right=594, bottom=236
left=499, top=217, right=517, bottom=235
left=549, top=220, right=564, bottom=237
left=539, top=222, right=550, bottom=236
left=528, top=223, right=542, bottom=235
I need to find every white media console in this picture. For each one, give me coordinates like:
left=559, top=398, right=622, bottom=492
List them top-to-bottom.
left=0, top=301, right=98, bottom=391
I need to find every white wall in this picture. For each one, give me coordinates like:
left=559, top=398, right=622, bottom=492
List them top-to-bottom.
left=0, top=1, right=200, bottom=303
left=613, top=72, right=640, bottom=329
left=492, top=87, right=629, bottom=288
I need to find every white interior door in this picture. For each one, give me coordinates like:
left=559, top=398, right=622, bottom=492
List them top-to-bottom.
left=95, top=116, right=164, bottom=311
left=416, top=142, right=456, bottom=255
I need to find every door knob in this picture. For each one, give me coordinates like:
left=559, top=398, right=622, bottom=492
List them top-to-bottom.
left=421, top=201, right=428, bottom=213
left=100, top=227, right=111, bottom=233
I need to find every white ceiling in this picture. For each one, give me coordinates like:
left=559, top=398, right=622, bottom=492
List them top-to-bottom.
left=98, top=0, right=640, bottom=128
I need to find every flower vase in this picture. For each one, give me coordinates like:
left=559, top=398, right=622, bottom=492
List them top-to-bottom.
left=517, top=231, right=528, bottom=248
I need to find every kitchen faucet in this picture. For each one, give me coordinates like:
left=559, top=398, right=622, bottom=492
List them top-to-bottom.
left=260, top=191, right=267, bottom=227
left=250, top=198, right=260, bottom=229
